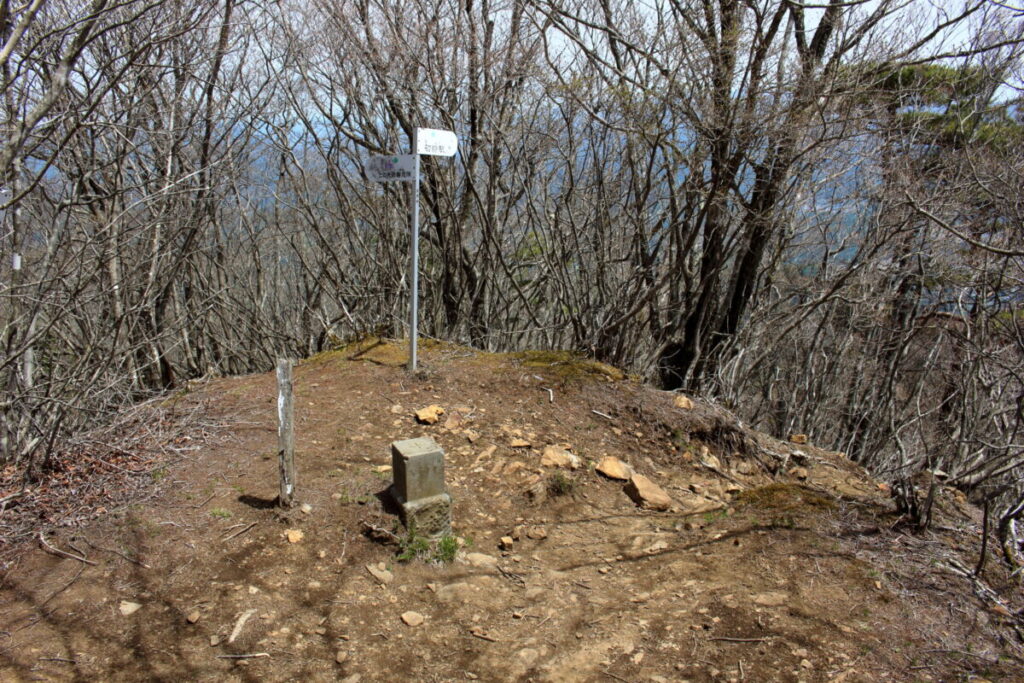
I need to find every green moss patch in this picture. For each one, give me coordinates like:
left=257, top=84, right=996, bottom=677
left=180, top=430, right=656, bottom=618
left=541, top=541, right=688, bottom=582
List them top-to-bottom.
left=737, top=483, right=835, bottom=511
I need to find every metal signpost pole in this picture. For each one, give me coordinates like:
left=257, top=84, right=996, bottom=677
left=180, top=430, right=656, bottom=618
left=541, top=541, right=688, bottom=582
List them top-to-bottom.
left=365, top=129, right=454, bottom=374
left=409, top=129, right=421, bottom=372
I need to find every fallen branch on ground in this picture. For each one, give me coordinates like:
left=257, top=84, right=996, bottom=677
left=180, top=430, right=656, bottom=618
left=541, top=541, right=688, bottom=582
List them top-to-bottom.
left=38, top=532, right=97, bottom=566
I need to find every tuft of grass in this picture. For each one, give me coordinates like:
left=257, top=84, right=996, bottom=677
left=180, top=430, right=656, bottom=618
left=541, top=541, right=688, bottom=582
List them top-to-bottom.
left=510, top=350, right=625, bottom=381
left=547, top=471, right=578, bottom=497
left=210, top=507, right=232, bottom=519
left=703, top=508, right=728, bottom=523
left=396, top=529, right=461, bottom=564
left=397, top=533, right=431, bottom=562
left=434, top=535, right=459, bottom=564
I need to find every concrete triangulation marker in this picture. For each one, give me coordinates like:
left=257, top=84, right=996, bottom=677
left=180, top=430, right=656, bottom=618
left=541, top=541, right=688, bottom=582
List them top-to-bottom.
left=390, top=436, right=452, bottom=537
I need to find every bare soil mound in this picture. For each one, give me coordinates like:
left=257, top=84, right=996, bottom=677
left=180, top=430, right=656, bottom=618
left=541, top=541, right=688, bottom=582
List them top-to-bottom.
left=1, top=340, right=1022, bottom=681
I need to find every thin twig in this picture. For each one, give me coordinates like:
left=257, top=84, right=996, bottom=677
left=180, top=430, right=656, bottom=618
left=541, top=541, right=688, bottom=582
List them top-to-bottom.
left=591, top=410, right=613, bottom=420
left=0, top=491, right=24, bottom=507
left=191, top=493, right=216, bottom=509
left=361, top=520, right=401, bottom=543
left=223, top=522, right=257, bottom=542
left=38, top=533, right=97, bottom=566
left=82, top=538, right=151, bottom=569
left=40, top=565, right=85, bottom=607
left=228, top=609, right=257, bottom=644
left=469, top=628, right=499, bottom=642
left=710, top=636, right=772, bottom=643
left=216, top=653, right=270, bottom=659
left=602, top=670, right=631, bottom=682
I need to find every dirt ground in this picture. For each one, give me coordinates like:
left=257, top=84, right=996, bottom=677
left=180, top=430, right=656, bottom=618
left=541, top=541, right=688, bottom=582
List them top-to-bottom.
left=1, top=339, right=1022, bottom=682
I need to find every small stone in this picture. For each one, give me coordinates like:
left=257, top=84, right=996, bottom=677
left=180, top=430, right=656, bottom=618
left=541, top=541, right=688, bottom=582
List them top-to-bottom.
left=673, top=394, right=695, bottom=410
left=390, top=404, right=404, bottom=414
left=415, top=405, right=445, bottom=424
left=465, top=430, right=481, bottom=443
left=790, top=433, right=808, bottom=444
left=510, top=437, right=531, bottom=448
left=540, top=445, right=580, bottom=469
left=700, top=450, right=722, bottom=470
left=596, top=456, right=632, bottom=480
left=735, top=461, right=756, bottom=475
left=789, top=466, right=809, bottom=480
left=624, top=474, right=673, bottom=511
left=300, top=503, right=313, bottom=514
left=526, top=526, right=547, bottom=540
left=285, top=529, right=304, bottom=543
left=499, top=536, right=514, bottom=550
left=644, top=540, right=669, bottom=554
left=465, top=552, right=499, bottom=569
left=366, top=564, right=393, bottom=585
left=752, top=591, right=788, bottom=607
left=119, top=601, right=141, bottom=616
left=187, top=610, right=201, bottom=624
left=401, top=611, right=425, bottom=626
left=209, top=635, right=221, bottom=646
left=335, top=650, right=349, bottom=664
left=800, top=659, right=813, bottom=669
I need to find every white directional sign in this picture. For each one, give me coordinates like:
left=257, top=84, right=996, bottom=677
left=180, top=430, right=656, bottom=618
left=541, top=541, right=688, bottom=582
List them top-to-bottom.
left=416, top=128, right=458, bottom=157
left=366, top=154, right=416, bottom=182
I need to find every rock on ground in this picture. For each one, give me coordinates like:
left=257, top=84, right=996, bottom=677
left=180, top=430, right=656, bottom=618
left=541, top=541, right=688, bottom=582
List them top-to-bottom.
left=596, top=456, right=632, bottom=480
left=624, top=473, right=673, bottom=510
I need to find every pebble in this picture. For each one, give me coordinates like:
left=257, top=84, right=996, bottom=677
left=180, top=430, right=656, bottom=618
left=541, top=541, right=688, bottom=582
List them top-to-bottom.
left=465, top=553, right=498, bottom=569
left=366, top=564, right=393, bottom=585
left=752, top=591, right=788, bottom=607
left=119, top=601, right=141, bottom=616
left=401, top=611, right=425, bottom=626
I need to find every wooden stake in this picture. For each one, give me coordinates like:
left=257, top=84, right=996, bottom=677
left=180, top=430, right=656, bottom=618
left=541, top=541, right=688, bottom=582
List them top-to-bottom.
left=276, top=359, right=295, bottom=508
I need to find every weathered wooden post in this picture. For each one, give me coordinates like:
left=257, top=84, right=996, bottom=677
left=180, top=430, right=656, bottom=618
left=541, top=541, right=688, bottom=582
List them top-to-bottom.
left=276, top=358, right=295, bottom=508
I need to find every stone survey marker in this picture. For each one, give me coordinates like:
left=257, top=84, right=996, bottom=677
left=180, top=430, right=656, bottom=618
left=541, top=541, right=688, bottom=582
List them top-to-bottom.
left=390, top=437, right=452, bottom=536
